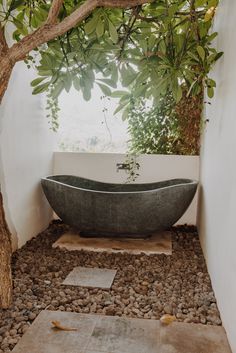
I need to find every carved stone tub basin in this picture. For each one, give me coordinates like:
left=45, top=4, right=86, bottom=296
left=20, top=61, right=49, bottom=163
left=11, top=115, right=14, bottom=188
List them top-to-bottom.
left=41, top=175, right=198, bottom=237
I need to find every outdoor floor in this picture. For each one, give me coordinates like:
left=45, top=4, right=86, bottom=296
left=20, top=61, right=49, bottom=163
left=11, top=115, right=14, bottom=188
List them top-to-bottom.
left=0, top=221, right=223, bottom=352
left=11, top=310, right=231, bottom=353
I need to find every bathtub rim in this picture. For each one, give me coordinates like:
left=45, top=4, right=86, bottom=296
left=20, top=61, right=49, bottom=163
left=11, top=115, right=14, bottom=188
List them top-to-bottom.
left=41, top=175, right=198, bottom=195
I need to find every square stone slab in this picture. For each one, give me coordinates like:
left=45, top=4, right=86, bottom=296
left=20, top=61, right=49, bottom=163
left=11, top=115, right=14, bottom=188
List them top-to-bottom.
left=53, top=231, right=172, bottom=255
left=62, top=266, right=117, bottom=289
left=12, top=310, right=232, bottom=353
left=12, top=310, right=99, bottom=353
left=86, top=315, right=160, bottom=353
left=159, top=321, right=232, bottom=353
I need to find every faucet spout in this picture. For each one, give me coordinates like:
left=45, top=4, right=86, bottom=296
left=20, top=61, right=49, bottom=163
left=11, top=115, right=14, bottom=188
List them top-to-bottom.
left=116, top=163, right=131, bottom=172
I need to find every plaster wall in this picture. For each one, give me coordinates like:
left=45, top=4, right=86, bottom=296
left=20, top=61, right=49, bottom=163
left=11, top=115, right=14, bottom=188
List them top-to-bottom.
left=198, top=1, right=236, bottom=351
left=0, top=62, right=55, bottom=249
left=53, top=152, right=199, bottom=225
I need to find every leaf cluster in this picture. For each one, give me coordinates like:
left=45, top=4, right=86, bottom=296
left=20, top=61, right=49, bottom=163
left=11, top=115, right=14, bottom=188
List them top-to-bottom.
left=0, top=0, right=222, bottom=146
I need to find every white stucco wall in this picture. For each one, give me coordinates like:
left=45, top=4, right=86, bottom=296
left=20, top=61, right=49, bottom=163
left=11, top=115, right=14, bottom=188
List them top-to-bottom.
left=198, top=2, right=236, bottom=352
left=0, top=62, right=55, bottom=249
left=53, top=152, right=199, bottom=225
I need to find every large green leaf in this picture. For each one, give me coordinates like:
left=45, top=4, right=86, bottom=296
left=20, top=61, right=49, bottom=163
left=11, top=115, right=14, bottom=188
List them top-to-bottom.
left=84, top=15, right=99, bottom=35
left=96, top=18, right=105, bottom=38
left=108, top=20, right=118, bottom=43
left=197, top=45, right=206, bottom=61
left=31, top=77, right=46, bottom=87
left=32, top=82, right=50, bottom=95
left=97, top=83, right=111, bottom=96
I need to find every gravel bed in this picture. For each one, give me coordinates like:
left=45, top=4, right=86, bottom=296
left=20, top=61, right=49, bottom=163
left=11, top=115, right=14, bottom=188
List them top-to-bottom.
left=0, top=221, right=221, bottom=352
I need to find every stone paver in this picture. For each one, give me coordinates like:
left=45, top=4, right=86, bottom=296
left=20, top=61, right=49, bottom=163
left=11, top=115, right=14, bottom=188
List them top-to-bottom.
left=53, top=231, right=172, bottom=255
left=62, top=267, right=117, bottom=289
left=11, top=310, right=98, bottom=353
left=12, top=310, right=232, bottom=353
left=87, top=315, right=160, bottom=353
left=160, top=321, right=231, bottom=353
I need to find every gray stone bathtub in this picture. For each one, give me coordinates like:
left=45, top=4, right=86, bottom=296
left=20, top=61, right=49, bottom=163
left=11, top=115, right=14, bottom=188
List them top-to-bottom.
left=41, top=175, right=198, bottom=237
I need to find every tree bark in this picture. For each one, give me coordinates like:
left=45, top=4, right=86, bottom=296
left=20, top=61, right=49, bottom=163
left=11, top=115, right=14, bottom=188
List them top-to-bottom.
left=9, top=0, right=152, bottom=63
left=0, top=25, right=13, bottom=309
left=0, top=56, right=14, bottom=103
left=0, top=191, right=12, bottom=309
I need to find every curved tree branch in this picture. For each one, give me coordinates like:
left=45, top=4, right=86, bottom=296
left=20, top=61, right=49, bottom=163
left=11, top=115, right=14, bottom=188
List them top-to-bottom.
left=9, top=0, right=153, bottom=62
left=46, top=0, right=65, bottom=25
left=98, top=0, right=153, bottom=7
left=0, top=26, right=8, bottom=55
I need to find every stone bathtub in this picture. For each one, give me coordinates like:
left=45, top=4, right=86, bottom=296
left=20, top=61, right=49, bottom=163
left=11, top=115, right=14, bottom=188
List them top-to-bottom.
left=41, top=175, right=198, bottom=237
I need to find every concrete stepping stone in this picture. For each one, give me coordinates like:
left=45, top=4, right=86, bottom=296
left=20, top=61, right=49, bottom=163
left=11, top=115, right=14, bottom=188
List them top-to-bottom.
left=62, top=266, right=117, bottom=289
left=12, top=310, right=231, bottom=353
left=12, top=310, right=98, bottom=353
left=87, top=315, right=160, bottom=353
left=160, top=321, right=232, bottom=353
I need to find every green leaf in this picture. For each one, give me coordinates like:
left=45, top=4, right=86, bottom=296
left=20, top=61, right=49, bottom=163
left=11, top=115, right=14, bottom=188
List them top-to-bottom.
left=9, top=0, right=25, bottom=11
left=195, top=0, right=208, bottom=7
left=208, top=0, right=218, bottom=7
left=168, top=4, right=178, bottom=17
left=31, top=15, right=40, bottom=28
left=84, top=15, right=98, bottom=35
left=13, top=18, right=23, bottom=29
left=96, top=18, right=105, bottom=38
left=108, top=20, right=118, bottom=43
left=206, top=32, right=218, bottom=43
left=197, top=45, right=205, bottom=61
left=187, top=51, right=199, bottom=62
left=207, top=51, right=223, bottom=64
left=214, top=51, right=224, bottom=61
left=120, top=65, right=137, bottom=87
left=38, top=69, right=53, bottom=77
left=63, top=75, right=72, bottom=93
left=172, top=76, right=182, bottom=103
left=31, top=77, right=46, bottom=87
left=73, top=77, right=81, bottom=91
left=98, top=78, right=117, bottom=88
left=207, top=78, right=216, bottom=87
left=51, top=81, right=64, bottom=99
left=32, top=82, right=50, bottom=95
left=97, top=83, right=111, bottom=96
left=81, top=84, right=92, bottom=101
left=133, top=84, right=147, bottom=98
left=176, top=85, right=182, bottom=103
left=207, top=86, right=214, bottom=98
left=111, top=90, right=130, bottom=98
left=113, top=101, right=129, bottom=115
left=122, top=107, right=129, bottom=121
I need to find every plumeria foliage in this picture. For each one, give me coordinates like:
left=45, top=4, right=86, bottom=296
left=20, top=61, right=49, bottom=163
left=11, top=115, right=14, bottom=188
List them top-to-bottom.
left=0, top=0, right=222, bottom=131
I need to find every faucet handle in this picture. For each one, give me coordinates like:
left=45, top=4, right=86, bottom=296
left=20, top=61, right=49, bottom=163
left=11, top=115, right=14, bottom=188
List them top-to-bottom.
left=116, top=163, right=130, bottom=172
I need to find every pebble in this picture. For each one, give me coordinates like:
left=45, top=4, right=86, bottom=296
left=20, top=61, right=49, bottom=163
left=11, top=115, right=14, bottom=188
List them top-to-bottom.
left=0, top=222, right=221, bottom=353
left=164, top=305, right=173, bottom=314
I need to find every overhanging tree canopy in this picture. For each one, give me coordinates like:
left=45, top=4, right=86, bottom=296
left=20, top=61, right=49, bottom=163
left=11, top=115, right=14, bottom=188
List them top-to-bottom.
left=1, top=0, right=221, bottom=119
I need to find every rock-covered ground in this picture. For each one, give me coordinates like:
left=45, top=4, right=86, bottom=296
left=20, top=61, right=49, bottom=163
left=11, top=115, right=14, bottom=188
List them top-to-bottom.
left=0, top=221, right=221, bottom=352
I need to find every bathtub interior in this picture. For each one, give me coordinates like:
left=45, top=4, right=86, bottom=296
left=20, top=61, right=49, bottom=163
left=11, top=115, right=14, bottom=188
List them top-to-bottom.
left=44, top=175, right=196, bottom=193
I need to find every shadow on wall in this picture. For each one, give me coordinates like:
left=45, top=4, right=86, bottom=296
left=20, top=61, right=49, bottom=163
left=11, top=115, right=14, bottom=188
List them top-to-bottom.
left=0, top=61, right=56, bottom=249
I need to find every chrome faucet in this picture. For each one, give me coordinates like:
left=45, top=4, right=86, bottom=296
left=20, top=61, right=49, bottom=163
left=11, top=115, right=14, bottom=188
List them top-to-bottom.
left=116, top=163, right=131, bottom=172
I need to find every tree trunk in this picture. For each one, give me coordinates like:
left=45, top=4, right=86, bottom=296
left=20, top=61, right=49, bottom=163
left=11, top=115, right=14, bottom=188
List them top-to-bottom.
left=0, top=55, right=13, bottom=308
left=0, top=55, right=13, bottom=103
left=0, top=190, right=12, bottom=309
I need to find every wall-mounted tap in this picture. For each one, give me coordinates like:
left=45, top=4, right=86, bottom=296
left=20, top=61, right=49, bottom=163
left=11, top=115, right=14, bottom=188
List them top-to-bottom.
left=116, top=163, right=131, bottom=172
